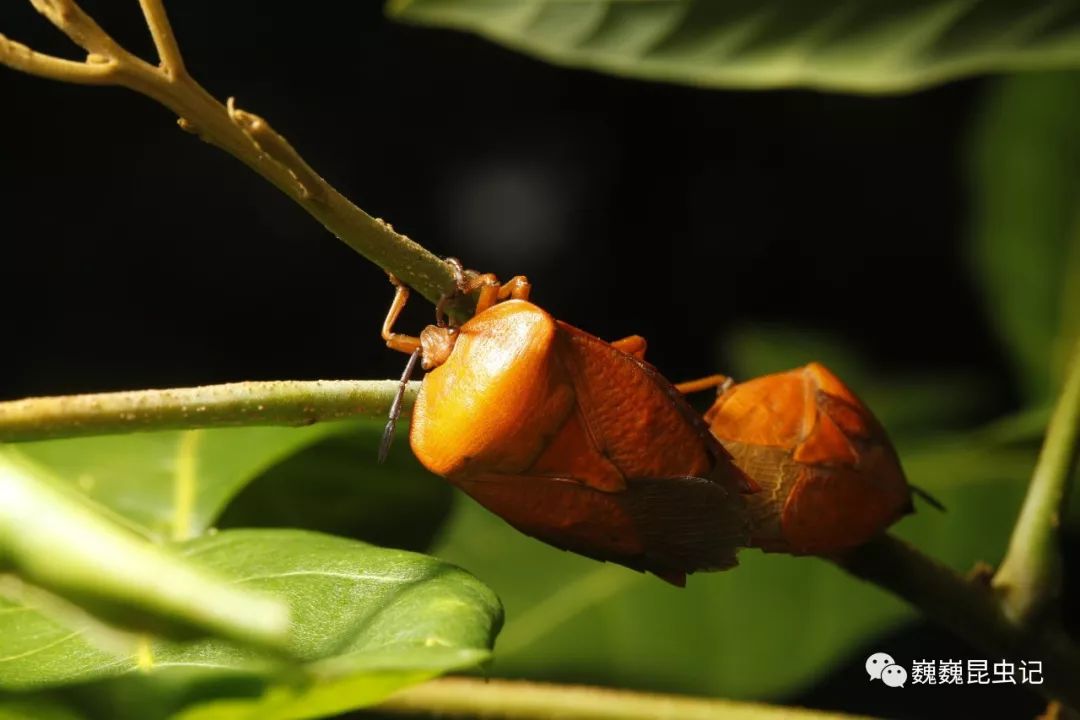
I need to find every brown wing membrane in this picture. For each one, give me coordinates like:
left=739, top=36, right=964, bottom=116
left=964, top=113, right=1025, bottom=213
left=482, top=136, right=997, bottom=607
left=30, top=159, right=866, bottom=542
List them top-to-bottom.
left=451, top=472, right=743, bottom=586
left=618, top=476, right=745, bottom=580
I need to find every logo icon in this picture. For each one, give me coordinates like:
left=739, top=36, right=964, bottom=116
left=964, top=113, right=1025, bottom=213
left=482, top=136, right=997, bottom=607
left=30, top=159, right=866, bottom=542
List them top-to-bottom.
left=865, top=652, right=896, bottom=681
left=866, top=652, right=905, bottom=688
left=882, top=664, right=908, bottom=688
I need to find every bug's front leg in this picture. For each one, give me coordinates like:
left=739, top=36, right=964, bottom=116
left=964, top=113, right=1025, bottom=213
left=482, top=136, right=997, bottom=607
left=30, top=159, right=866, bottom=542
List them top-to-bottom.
left=382, top=275, right=421, bottom=355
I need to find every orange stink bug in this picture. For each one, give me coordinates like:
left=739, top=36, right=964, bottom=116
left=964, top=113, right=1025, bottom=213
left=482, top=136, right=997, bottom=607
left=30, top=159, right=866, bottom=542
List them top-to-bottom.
left=380, top=263, right=756, bottom=585
left=679, top=363, right=914, bottom=556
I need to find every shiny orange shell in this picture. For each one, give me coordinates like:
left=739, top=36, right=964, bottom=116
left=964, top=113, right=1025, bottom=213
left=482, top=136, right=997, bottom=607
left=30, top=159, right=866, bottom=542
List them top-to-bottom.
left=409, top=299, right=754, bottom=585
left=703, top=362, right=912, bottom=555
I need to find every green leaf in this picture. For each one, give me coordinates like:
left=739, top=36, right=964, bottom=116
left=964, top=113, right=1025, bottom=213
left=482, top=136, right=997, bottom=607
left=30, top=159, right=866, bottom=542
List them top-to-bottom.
left=388, top=0, right=1080, bottom=94
left=968, top=71, right=1080, bottom=403
left=14, top=417, right=449, bottom=550
left=2, top=420, right=494, bottom=715
left=13, top=423, right=355, bottom=541
left=217, top=433, right=453, bottom=553
left=432, top=436, right=1028, bottom=698
left=0, top=448, right=289, bottom=649
left=0, top=529, right=501, bottom=720
left=0, top=698, right=86, bottom=720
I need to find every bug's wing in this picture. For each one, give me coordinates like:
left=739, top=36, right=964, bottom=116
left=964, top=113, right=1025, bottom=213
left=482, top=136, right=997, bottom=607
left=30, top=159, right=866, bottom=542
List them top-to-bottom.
left=554, top=320, right=755, bottom=494
left=451, top=472, right=745, bottom=586
left=618, top=475, right=747, bottom=581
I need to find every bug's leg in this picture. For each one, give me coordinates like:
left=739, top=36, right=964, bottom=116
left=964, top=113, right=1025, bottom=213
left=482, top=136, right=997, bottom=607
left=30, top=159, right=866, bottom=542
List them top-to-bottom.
left=435, top=258, right=469, bottom=327
left=463, top=272, right=532, bottom=315
left=469, top=273, right=503, bottom=314
left=382, top=275, right=421, bottom=355
left=497, top=275, right=532, bottom=302
left=610, top=335, right=648, bottom=360
left=675, top=374, right=734, bottom=395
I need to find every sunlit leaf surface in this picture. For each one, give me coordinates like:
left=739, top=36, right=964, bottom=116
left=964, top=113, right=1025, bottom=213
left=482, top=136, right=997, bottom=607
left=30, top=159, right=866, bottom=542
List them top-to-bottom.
left=390, top=1, right=1080, bottom=93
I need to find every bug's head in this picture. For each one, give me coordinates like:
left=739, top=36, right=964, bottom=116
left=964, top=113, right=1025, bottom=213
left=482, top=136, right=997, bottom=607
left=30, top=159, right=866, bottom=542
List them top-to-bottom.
left=419, top=324, right=459, bottom=370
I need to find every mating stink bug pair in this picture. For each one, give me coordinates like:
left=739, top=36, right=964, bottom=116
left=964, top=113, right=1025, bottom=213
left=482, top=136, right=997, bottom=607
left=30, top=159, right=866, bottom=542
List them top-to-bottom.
left=379, top=263, right=915, bottom=585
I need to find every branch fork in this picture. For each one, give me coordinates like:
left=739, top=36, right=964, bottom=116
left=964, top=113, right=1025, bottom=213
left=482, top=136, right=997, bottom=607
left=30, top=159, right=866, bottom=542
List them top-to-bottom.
left=2, top=0, right=464, bottom=310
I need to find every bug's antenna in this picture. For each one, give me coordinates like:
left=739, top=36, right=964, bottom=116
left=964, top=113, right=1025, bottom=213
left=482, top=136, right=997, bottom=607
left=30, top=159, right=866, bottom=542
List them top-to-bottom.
left=379, top=348, right=421, bottom=463
left=910, top=484, right=946, bottom=512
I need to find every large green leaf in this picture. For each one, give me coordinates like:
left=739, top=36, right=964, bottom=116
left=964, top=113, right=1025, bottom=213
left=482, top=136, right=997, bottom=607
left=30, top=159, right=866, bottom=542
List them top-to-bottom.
left=389, top=0, right=1080, bottom=94
left=968, top=71, right=1080, bottom=403
left=14, top=415, right=453, bottom=550
left=3, top=416, right=485, bottom=718
left=13, top=423, right=353, bottom=542
left=217, top=434, right=453, bottom=553
left=433, top=436, right=1028, bottom=698
left=0, top=448, right=288, bottom=648
left=0, top=529, right=501, bottom=720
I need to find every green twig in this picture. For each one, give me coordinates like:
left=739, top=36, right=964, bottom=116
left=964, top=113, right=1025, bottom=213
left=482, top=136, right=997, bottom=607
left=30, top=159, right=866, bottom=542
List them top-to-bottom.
left=994, top=337, right=1080, bottom=625
left=0, top=380, right=417, bottom=442
left=838, top=535, right=1080, bottom=710
left=376, top=677, right=869, bottom=720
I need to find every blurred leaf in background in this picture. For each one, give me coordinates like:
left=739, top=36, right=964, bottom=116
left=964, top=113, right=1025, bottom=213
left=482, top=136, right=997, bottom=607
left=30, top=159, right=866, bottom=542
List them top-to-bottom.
left=389, top=0, right=1080, bottom=93
left=968, top=70, right=1080, bottom=405
left=967, top=71, right=1080, bottom=545
left=721, top=326, right=993, bottom=441
left=0, top=698, right=85, bottom=720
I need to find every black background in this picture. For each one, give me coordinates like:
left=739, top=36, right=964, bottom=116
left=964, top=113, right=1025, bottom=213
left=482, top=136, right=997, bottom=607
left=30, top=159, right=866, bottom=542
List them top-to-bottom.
left=0, top=3, right=1052, bottom=718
